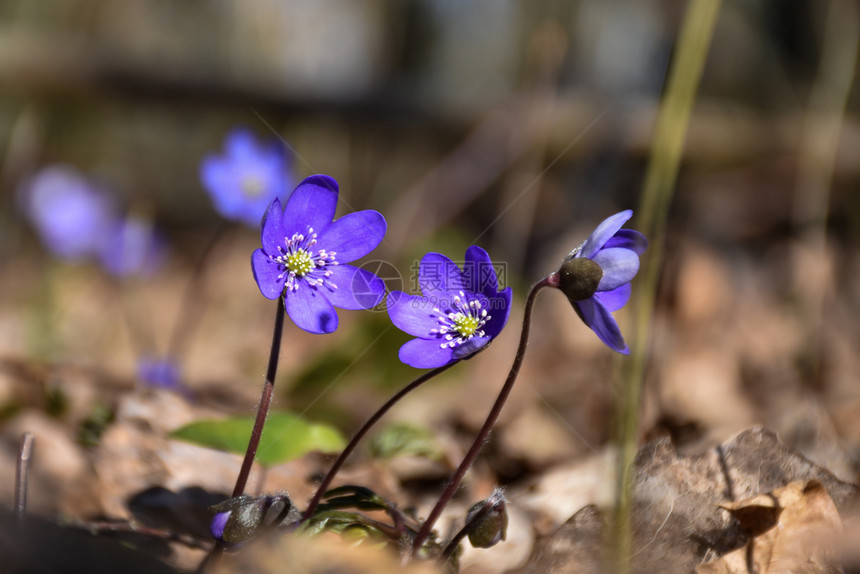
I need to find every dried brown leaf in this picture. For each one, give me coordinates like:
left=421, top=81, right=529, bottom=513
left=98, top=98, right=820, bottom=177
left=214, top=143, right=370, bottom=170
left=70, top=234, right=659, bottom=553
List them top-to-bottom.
left=697, top=480, right=843, bottom=574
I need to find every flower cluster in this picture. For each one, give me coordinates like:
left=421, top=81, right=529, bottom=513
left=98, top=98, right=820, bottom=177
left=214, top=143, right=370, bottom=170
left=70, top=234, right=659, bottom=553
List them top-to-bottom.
left=196, top=128, right=648, bottom=561
left=20, top=164, right=166, bottom=278
left=248, top=174, right=647, bottom=358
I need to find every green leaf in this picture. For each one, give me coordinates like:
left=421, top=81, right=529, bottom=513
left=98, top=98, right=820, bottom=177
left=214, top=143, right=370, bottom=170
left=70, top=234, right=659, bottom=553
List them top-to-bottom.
left=169, top=412, right=346, bottom=467
left=370, top=422, right=442, bottom=460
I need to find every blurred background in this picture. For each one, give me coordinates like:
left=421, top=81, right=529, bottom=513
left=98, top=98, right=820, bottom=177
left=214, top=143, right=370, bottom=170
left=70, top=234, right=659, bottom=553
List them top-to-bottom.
left=0, top=0, right=859, bottom=569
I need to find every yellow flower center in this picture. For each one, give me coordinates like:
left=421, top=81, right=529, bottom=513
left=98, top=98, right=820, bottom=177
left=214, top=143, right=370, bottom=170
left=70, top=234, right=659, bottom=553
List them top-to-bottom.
left=241, top=175, right=266, bottom=198
left=286, top=249, right=314, bottom=277
left=432, top=292, right=492, bottom=350
left=453, top=314, right=480, bottom=338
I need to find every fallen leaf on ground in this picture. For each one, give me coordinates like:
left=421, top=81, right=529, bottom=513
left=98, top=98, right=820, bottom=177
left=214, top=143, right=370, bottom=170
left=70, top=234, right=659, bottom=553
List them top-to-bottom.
left=697, top=480, right=842, bottom=574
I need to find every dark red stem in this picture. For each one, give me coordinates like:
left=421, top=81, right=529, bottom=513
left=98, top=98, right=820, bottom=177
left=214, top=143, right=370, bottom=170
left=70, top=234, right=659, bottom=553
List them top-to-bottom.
left=409, top=274, right=553, bottom=557
left=232, top=295, right=285, bottom=498
left=302, top=362, right=456, bottom=521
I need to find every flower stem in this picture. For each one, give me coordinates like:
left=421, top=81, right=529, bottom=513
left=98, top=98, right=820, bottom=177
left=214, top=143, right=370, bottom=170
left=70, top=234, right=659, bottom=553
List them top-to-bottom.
left=614, top=0, right=722, bottom=570
left=165, top=222, right=229, bottom=364
left=409, top=275, right=553, bottom=558
left=231, top=294, right=285, bottom=498
left=196, top=296, right=285, bottom=574
left=302, top=362, right=456, bottom=521
left=440, top=508, right=487, bottom=562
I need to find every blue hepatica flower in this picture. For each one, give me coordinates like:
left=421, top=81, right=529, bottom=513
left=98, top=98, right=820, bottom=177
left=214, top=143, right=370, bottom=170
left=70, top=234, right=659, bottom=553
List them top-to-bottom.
left=200, top=128, right=292, bottom=227
left=21, top=165, right=116, bottom=261
left=251, top=175, right=387, bottom=334
left=556, top=210, right=647, bottom=354
left=99, top=214, right=167, bottom=278
left=387, top=246, right=513, bottom=369
left=137, top=356, right=188, bottom=394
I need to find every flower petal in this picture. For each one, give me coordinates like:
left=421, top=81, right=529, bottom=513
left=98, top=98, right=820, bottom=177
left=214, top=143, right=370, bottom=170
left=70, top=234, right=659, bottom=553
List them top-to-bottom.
left=225, top=128, right=257, bottom=159
left=200, top=157, right=241, bottom=215
left=281, top=175, right=339, bottom=237
left=260, top=198, right=284, bottom=254
left=315, top=210, right=386, bottom=263
left=579, top=210, right=633, bottom=259
left=603, top=229, right=648, bottom=255
left=463, top=245, right=498, bottom=295
left=593, top=247, right=640, bottom=291
left=251, top=249, right=285, bottom=299
left=419, top=252, right=467, bottom=303
left=321, top=264, right=386, bottom=310
left=594, top=282, right=631, bottom=312
left=284, top=285, right=339, bottom=334
left=481, top=286, right=513, bottom=340
left=387, top=292, right=441, bottom=337
left=575, top=297, right=628, bottom=354
left=452, top=336, right=490, bottom=360
left=398, top=337, right=455, bottom=369
left=210, top=511, right=231, bottom=541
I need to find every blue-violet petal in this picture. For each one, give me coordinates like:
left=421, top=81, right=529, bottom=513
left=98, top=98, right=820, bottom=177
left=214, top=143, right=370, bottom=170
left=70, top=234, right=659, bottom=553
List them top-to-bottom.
left=280, top=175, right=339, bottom=238
left=315, top=210, right=386, bottom=263
left=578, top=210, right=633, bottom=259
left=593, top=247, right=640, bottom=292
left=251, top=250, right=286, bottom=299
left=323, top=264, right=386, bottom=310
left=594, top=282, right=631, bottom=312
left=285, top=286, right=339, bottom=334
left=387, top=292, right=441, bottom=337
left=575, top=298, right=629, bottom=354
left=398, top=337, right=454, bottom=369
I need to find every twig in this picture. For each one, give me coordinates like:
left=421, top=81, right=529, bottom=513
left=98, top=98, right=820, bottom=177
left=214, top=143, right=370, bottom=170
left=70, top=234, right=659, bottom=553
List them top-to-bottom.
left=15, top=432, right=35, bottom=520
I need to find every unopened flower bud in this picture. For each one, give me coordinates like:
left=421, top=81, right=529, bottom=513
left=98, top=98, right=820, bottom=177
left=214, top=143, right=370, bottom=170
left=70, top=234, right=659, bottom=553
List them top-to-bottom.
left=465, top=490, right=508, bottom=549
left=209, top=493, right=298, bottom=546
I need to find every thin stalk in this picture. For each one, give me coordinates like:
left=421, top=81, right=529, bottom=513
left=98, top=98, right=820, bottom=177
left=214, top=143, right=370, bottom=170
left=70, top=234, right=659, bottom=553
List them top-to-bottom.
left=616, top=0, right=722, bottom=571
left=791, top=0, right=858, bottom=381
left=165, top=223, right=229, bottom=363
left=409, top=275, right=552, bottom=558
left=231, top=295, right=285, bottom=498
left=199, top=296, right=286, bottom=573
left=302, top=362, right=456, bottom=521
left=15, top=432, right=35, bottom=520
left=439, top=496, right=499, bottom=562
left=440, top=510, right=487, bottom=562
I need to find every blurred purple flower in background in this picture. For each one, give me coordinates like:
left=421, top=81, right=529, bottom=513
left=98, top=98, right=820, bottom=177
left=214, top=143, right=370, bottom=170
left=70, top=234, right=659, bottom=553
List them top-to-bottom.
left=200, top=128, right=293, bottom=227
left=20, top=165, right=116, bottom=261
left=251, top=175, right=386, bottom=334
left=555, top=210, right=647, bottom=354
left=99, top=215, right=167, bottom=278
left=387, top=246, right=512, bottom=368
left=137, top=356, right=183, bottom=391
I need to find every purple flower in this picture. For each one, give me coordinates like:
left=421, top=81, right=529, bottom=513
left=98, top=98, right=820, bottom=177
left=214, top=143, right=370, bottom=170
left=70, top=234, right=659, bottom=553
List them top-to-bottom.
left=200, top=128, right=292, bottom=227
left=20, top=165, right=116, bottom=261
left=251, top=175, right=387, bottom=334
left=555, top=210, right=647, bottom=354
left=99, top=215, right=167, bottom=278
left=387, top=246, right=512, bottom=369
left=137, top=356, right=182, bottom=390
left=210, top=510, right=231, bottom=542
